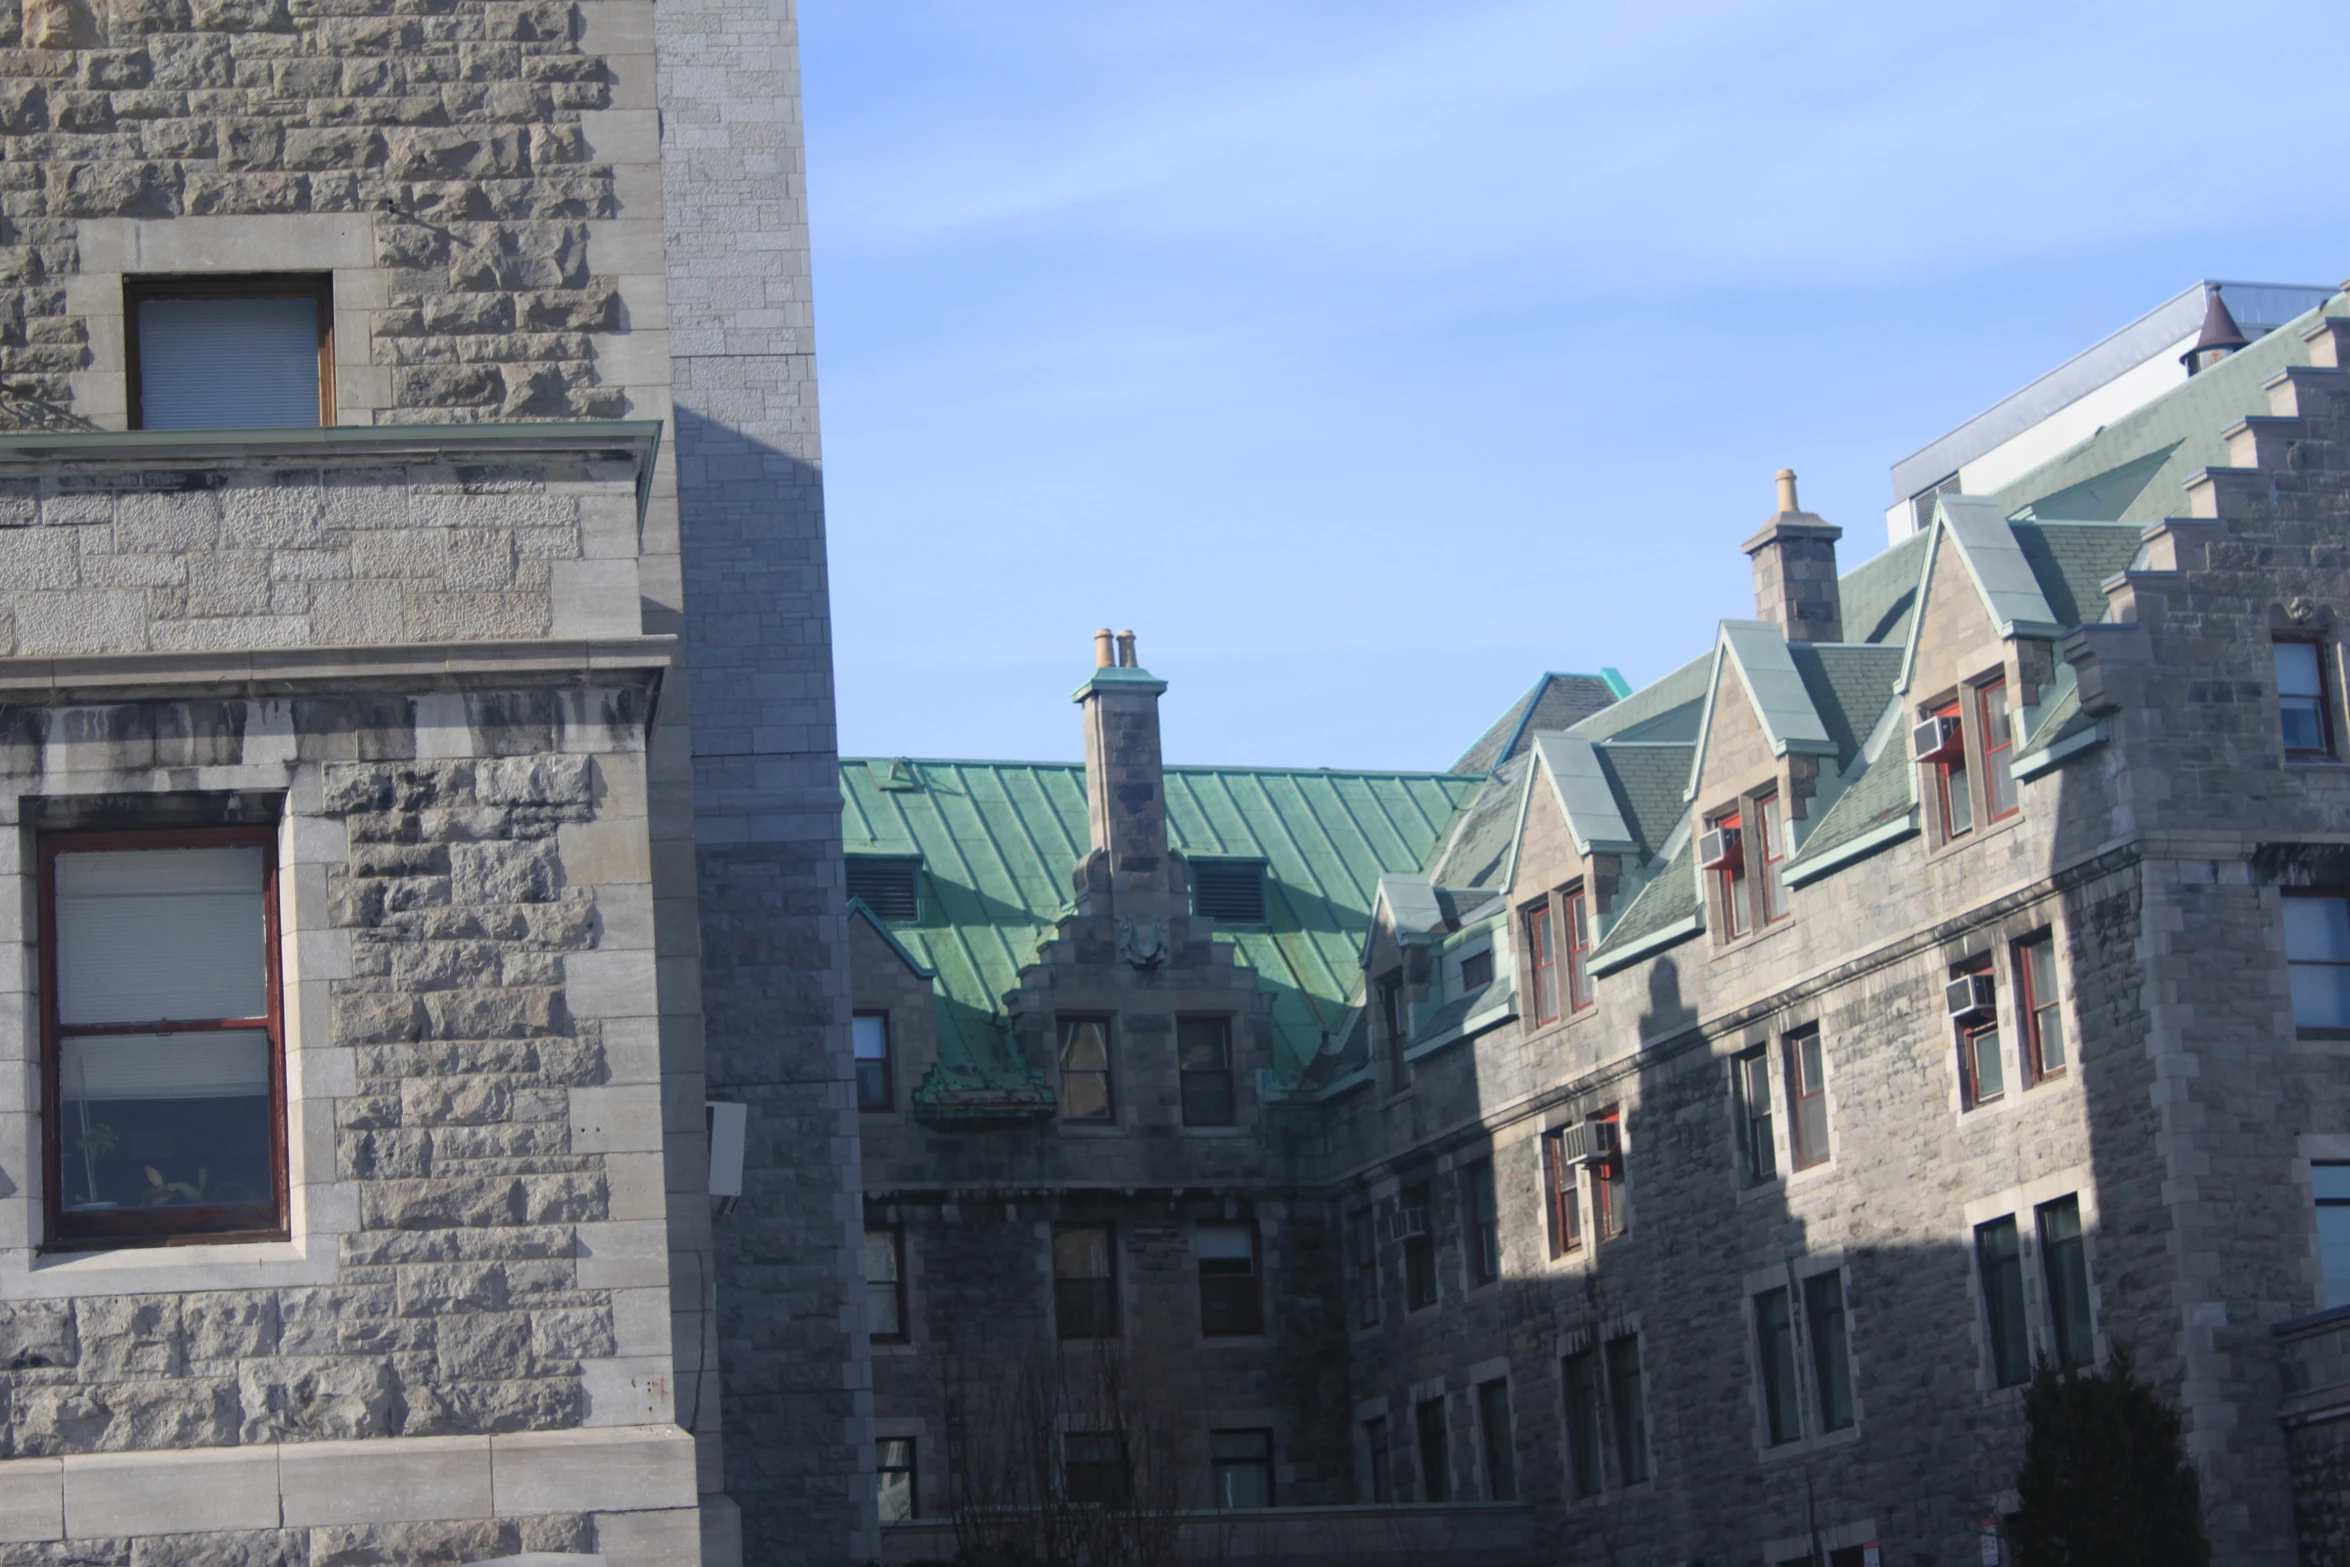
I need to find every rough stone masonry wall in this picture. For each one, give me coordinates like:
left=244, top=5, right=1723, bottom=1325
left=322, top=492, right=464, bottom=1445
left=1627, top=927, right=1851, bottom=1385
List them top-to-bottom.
left=0, top=0, right=631, bottom=423
left=0, top=687, right=679, bottom=1563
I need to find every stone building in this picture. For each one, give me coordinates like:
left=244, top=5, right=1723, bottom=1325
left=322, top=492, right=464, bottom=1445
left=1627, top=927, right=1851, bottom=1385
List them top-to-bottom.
left=0, top=1, right=866, bottom=1566
left=847, top=289, right=2350, bottom=1566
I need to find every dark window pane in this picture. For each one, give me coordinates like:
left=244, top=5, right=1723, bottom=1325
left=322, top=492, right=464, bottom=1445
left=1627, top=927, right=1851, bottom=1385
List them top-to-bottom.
left=138, top=294, right=321, bottom=429
left=2279, top=642, right=2330, bottom=753
left=2288, top=898, right=2350, bottom=1031
left=1460, top=948, right=1494, bottom=992
left=854, top=1014, right=892, bottom=1111
left=1179, top=1016, right=1236, bottom=1127
left=1058, top=1018, right=1113, bottom=1121
left=1787, top=1031, right=1829, bottom=1170
left=1741, top=1051, right=1775, bottom=1183
left=1463, top=1159, right=1499, bottom=1285
left=1403, top=1184, right=1437, bottom=1309
left=2040, top=1197, right=2094, bottom=1370
left=1349, top=1207, right=1381, bottom=1326
left=1978, top=1216, right=2030, bottom=1387
left=1054, top=1225, right=1116, bottom=1338
left=1197, top=1226, right=1261, bottom=1335
left=864, top=1228, right=903, bottom=1339
left=1804, top=1270, right=1853, bottom=1431
left=1757, top=1286, right=1802, bottom=1444
left=1605, top=1336, right=1648, bottom=1483
left=1562, top=1350, right=1601, bottom=1498
left=1477, top=1379, right=1516, bottom=1501
left=1414, top=1397, right=1449, bottom=1503
left=1364, top=1416, right=1391, bottom=1503
left=1211, top=1429, right=1273, bottom=1509
left=1064, top=1432, right=1129, bottom=1504
left=876, top=1438, right=917, bottom=1521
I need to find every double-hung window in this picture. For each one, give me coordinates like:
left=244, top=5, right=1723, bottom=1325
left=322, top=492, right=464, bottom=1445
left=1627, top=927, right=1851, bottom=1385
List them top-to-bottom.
left=127, top=274, right=332, bottom=430
left=2278, top=639, right=2333, bottom=757
left=1980, top=681, right=2019, bottom=820
left=1931, top=699, right=1973, bottom=839
left=1754, top=793, right=1789, bottom=924
left=1713, top=808, right=1751, bottom=938
left=46, top=828, right=285, bottom=1247
left=1563, top=888, right=1594, bottom=1011
left=2286, top=894, right=2350, bottom=1035
left=1525, top=901, right=1559, bottom=1025
left=2016, top=933, right=2066, bottom=1081
left=1955, top=958, right=2004, bottom=1107
left=853, top=1012, right=893, bottom=1112
left=1057, top=1016, right=1113, bottom=1122
left=1178, top=1016, right=1237, bottom=1127
left=1784, top=1029, right=1829, bottom=1170
left=1738, top=1049, right=1776, bottom=1183
left=1591, top=1110, right=1626, bottom=1240
left=1542, top=1128, right=1583, bottom=1256
left=1462, top=1158, right=1500, bottom=1286
left=2316, top=1163, right=2350, bottom=1308
left=1402, top=1182, right=1437, bottom=1310
left=2039, top=1196, right=2094, bottom=1370
left=1976, top=1216, right=2031, bottom=1388
left=1053, top=1223, right=1117, bottom=1339
left=864, top=1225, right=907, bottom=1342
left=1197, top=1225, right=1263, bottom=1335
left=1804, top=1271, right=1854, bottom=1431
left=1755, top=1286, right=1802, bottom=1445
left=1605, top=1335, right=1649, bottom=1483
left=1561, top=1349, right=1603, bottom=1498
left=1476, top=1379, right=1516, bottom=1501
left=1414, top=1396, right=1450, bottom=1503
left=1211, top=1429, right=1273, bottom=1509
left=1063, top=1433, right=1129, bottom=1505
left=876, top=1438, right=918, bottom=1521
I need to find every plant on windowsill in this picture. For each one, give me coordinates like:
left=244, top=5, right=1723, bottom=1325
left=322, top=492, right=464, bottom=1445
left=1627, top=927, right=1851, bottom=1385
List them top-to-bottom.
left=2007, top=1346, right=2209, bottom=1567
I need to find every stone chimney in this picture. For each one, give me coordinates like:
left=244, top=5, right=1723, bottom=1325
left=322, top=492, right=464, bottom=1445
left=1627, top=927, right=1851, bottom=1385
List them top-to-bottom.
left=1742, top=469, right=1843, bottom=644
left=1074, top=628, right=1171, bottom=917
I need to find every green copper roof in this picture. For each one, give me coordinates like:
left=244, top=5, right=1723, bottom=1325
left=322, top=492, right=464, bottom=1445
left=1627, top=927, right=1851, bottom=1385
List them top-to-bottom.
left=1999, top=299, right=2342, bottom=523
left=840, top=759, right=1486, bottom=1093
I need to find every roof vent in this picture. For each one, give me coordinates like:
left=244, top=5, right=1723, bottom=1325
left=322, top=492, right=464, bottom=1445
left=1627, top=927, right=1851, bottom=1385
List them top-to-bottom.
left=2182, top=285, right=2249, bottom=376
left=847, top=856, right=922, bottom=921
left=1192, top=859, right=1268, bottom=924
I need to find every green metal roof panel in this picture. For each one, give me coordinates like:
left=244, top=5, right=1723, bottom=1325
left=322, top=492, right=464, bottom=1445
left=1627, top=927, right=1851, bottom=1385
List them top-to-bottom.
left=1997, top=300, right=2339, bottom=524
left=1937, top=495, right=2060, bottom=636
left=2009, top=521, right=2142, bottom=630
left=1840, top=531, right=1929, bottom=647
left=1719, top=621, right=1837, bottom=758
left=1788, top=645, right=1904, bottom=770
left=1571, top=653, right=1711, bottom=743
left=1786, top=738, right=1916, bottom=873
left=1591, top=742, right=1692, bottom=858
left=841, top=758, right=1485, bottom=1094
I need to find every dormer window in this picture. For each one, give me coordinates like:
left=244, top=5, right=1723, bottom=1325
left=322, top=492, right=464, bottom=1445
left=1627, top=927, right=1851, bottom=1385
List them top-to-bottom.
left=127, top=274, right=332, bottom=430
left=1979, top=682, right=2018, bottom=820
left=1926, top=701, right=1972, bottom=839
left=1752, top=794, right=1788, bottom=925
left=1705, top=810, right=1750, bottom=938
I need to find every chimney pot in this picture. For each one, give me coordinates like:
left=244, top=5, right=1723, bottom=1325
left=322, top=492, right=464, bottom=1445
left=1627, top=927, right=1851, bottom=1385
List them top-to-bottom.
left=1775, top=468, right=1799, bottom=512
left=1094, top=628, right=1115, bottom=668
left=1115, top=630, right=1137, bottom=668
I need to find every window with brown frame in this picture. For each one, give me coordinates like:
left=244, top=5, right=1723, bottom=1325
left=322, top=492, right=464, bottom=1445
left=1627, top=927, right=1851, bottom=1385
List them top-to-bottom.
left=125, top=274, right=333, bottom=430
left=2278, top=639, right=2334, bottom=758
left=1979, top=681, right=2019, bottom=820
left=1929, top=699, right=1973, bottom=840
left=1753, top=793, right=1789, bottom=924
left=1711, top=808, right=1751, bottom=938
left=44, top=827, right=286, bottom=1248
left=1563, top=887, right=1594, bottom=1011
left=1525, top=901, right=1559, bottom=1025
left=2016, top=932, right=2067, bottom=1082
left=1954, top=956, right=2003, bottom=1108
left=1784, top=1027, right=1829, bottom=1170
left=1737, top=1048, right=1775, bottom=1184
left=1591, top=1109, right=1626, bottom=1240
left=1541, top=1127, right=1582, bottom=1256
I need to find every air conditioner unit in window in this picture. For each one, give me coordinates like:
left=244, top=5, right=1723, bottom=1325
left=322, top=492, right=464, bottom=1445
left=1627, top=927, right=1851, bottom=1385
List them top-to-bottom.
left=1912, top=715, right=1963, bottom=764
left=1698, top=826, right=1742, bottom=872
left=1945, top=973, right=1997, bottom=1022
left=1552, top=1119, right=1622, bottom=1165
left=1386, top=1208, right=1430, bottom=1244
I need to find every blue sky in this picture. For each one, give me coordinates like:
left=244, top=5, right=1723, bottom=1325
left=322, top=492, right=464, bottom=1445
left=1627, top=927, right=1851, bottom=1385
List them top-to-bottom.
left=802, top=0, right=2348, bottom=771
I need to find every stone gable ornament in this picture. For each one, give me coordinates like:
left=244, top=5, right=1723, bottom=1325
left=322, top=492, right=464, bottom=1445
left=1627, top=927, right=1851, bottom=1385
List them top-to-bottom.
left=22, top=0, right=82, bottom=46
left=1116, top=916, right=1168, bottom=970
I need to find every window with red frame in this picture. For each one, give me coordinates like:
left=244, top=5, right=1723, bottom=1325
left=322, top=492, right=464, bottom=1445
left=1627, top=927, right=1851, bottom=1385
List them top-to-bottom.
left=1980, top=681, right=2018, bottom=821
left=1930, top=700, right=1973, bottom=839
left=1754, top=793, right=1789, bottom=924
left=1712, top=809, right=1751, bottom=938
left=1563, top=887, right=1594, bottom=1011
left=1525, top=901, right=1559, bottom=1025
left=2017, top=932, right=2066, bottom=1082
left=1954, top=957, right=2003, bottom=1107
left=1784, top=1028, right=1829, bottom=1170
left=1591, top=1110, right=1626, bottom=1240
left=1541, top=1128, right=1583, bottom=1256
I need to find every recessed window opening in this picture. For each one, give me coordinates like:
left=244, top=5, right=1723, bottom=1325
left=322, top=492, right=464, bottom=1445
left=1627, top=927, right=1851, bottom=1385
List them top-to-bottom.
left=127, top=273, right=332, bottom=430
left=2278, top=639, right=2333, bottom=757
left=1980, top=681, right=2019, bottom=820
left=1928, top=700, right=1972, bottom=839
left=1754, top=793, right=1789, bottom=924
left=1709, top=808, right=1751, bottom=938
left=45, top=828, right=285, bottom=1247
left=846, top=856, right=922, bottom=920
left=1193, top=859, right=1268, bottom=923
left=1564, top=887, right=1595, bottom=1010
left=2287, top=894, right=2350, bottom=1035
left=1525, top=900, right=1559, bottom=1024
left=2017, top=934, right=2066, bottom=1082
left=1459, top=946, right=1494, bottom=993
left=1953, top=958, right=2003, bottom=1107
left=1378, top=970, right=1409, bottom=1087
left=853, top=1012, right=893, bottom=1112
left=1177, top=1015, right=1236, bottom=1127
left=1057, top=1016, right=1113, bottom=1122
left=1785, top=1029, right=1829, bottom=1170
left=1738, top=1049, right=1775, bottom=1184
left=1592, top=1110, right=1626, bottom=1240
left=1542, top=1127, right=1583, bottom=1256
left=1462, top=1157, right=1499, bottom=1286
left=2315, top=1163, right=2350, bottom=1308
left=1402, top=1182, right=1437, bottom=1310
left=2038, top=1196, right=2094, bottom=1371
left=1348, top=1205, right=1381, bottom=1327
left=1977, top=1216, right=2031, bottom=1388
left=1053, top=1223, right=1117, bottom=1339
left=1196, top=1225, right=1263, bottom=1335
left=865, top=1226, right=906, bottom=1342
left=1804, top=1271, right=1854, bottom=1431
left=1756, top=1286, right=1802, bottom=1445
left=1605, top=1335, right=1649, bottom=1483
left=1561, top=1348, right=1603, bottom=1498
left=1476, top=1379, right=1516, bottom=1501
left=1414, top=1396, right=1450, bottom=1502
left=1362, top=1416, right=1392, bottom=1503
left=1211, top=1429, right=1274, bottom=1509
left=1063, top=1432, right=1130, bottom=1505
left=876, top=1438, right=918, bottom=1521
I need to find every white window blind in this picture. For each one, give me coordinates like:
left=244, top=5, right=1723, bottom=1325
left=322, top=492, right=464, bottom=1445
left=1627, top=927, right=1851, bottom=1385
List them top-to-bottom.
left=137, top=296, right=321, bottom=429
left=56, top=846, right=267, bottom=1025
left=62, top=1030, right=269, bottom=1101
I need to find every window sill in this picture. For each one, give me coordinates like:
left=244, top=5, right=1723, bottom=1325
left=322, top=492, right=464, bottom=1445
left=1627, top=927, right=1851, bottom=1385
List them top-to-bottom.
left=2285, top=755, right=2348, bottom=768
left=1712, top=916, right=1797, bottom=958
left=11, top=1231, right=333, bottom=1297
left=1755, top=1424, right=1862, bottom=1463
